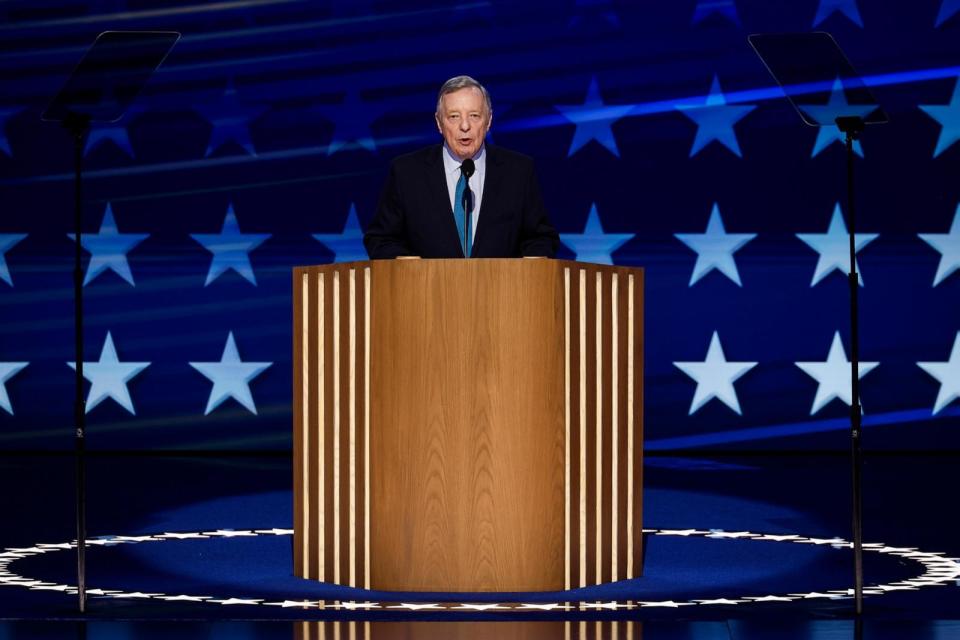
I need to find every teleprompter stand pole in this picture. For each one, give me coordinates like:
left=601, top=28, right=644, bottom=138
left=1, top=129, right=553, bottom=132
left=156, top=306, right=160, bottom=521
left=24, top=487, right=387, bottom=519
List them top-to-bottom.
left=65, top=112, right=90, bottom=613
left=836, top=114, right=865, bottom=616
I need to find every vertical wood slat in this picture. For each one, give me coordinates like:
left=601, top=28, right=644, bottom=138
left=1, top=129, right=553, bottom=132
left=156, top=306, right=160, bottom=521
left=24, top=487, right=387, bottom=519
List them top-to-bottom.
left=294, top=265, right=369, bottom=587
left=564, top=266, right=643, bottom=586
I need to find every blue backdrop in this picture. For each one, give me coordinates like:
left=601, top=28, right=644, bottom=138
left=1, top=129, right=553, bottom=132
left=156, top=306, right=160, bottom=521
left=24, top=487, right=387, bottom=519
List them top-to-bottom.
left=0, top=0, right=958, bottom=451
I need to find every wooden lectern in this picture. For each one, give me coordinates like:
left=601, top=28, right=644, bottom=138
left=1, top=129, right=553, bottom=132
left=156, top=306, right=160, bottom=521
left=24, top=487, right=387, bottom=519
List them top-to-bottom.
left=292, top=259, right=643, bottom=592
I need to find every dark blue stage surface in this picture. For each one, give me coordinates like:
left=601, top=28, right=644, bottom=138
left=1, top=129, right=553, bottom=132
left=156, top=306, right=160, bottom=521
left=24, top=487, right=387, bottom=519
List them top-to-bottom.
left=1, top=0, right=960, bottom=637
left=2, top=452, right=960, bottom=636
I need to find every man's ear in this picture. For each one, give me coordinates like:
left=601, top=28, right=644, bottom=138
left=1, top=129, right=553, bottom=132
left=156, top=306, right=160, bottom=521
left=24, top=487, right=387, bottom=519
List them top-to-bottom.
left=435, top=113, right=442, bottom=135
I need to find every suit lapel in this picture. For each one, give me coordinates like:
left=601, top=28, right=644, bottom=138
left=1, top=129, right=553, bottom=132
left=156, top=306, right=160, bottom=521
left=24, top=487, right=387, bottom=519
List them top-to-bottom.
left=471, top=144, right=502, bottom=258
left=424, top=145, right=465, bottom=257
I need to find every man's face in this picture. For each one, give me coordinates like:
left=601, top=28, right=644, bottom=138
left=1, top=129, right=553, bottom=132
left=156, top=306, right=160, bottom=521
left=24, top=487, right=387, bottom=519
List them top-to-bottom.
left=435, top=86, right=492, bottom=160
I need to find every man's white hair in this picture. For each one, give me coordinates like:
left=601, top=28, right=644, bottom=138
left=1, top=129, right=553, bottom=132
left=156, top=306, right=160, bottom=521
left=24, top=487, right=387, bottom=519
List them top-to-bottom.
left=435, top=75, right=492, bottom=116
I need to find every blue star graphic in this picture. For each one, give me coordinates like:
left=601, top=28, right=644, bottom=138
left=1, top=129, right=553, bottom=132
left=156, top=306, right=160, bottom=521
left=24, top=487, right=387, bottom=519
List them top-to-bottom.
left=569, top=0, right=620, bottom=28
left=692, top=0, right=742, bottom=26
left=812, top=0, right=864, bottom=27
left=936, top=0, right=960, bottom=26
left=675, top=75, right=755, bottom=158
left=555, top=76, right=634, bottom=158
left=919, top=77, right=960, bottom=158
left=802, top=78, right=876, bottom=158
left=195, top=80, right=268, bottom=157
left=316, top=91, right=385, bottom=156
left=0, top=107, right=21, bottom=157
left=84, top=107, right=142, bottom=157
left=797, top=202, right=878, bottom=286
left=919, top=202, right=960, bottom=286
left=68, top=203, right=149, bottom=286
left=313, top=203, right=368, bottom=263
left=560, top=203, right=634, bottom=265
left=675, top=203, right=756, bottom=286
left=191, top=204, right=271, bottom=286
left=0, top=233, right=27, bottom=286
left=190, top=331, right=272, bottom=415
left=67, top=332, right=150, bottom=415
left=674, top=332, right=757, bottom=415
left=795, top=332, right=878, bottom=415
left=917, top=332, right=960, bottom=414
left=0, top=361, right=28, bottom=415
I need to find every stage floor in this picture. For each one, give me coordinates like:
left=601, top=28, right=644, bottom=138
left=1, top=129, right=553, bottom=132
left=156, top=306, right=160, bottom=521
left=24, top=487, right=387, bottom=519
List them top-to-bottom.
left=2, top=452, right=959, bottom=637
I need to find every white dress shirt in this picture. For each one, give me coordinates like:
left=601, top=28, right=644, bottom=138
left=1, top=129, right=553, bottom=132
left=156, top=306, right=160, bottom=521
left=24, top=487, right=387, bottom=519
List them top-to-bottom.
left=442, top=143, right=486, bottom=245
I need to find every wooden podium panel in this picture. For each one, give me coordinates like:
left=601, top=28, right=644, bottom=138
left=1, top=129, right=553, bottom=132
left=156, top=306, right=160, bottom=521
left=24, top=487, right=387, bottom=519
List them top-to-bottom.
left=293, top=259, right=643, bottom=592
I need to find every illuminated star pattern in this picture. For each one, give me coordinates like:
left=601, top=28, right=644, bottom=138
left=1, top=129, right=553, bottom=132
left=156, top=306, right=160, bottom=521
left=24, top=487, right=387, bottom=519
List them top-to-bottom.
left=692, top=0, right=741, bottom=26
left=812, top=0, right=864, bottom=27
left=936, top=0, right=960, bottom=26
left=675, top=75, right=755, bottom=157
left=555, top=76, right=634, bottom=157
left=802, top=78, right=875, bottom=157
left=919, top=78, right=960, bottom=158
left=195, top=80, right=268, bottom=157
left=316, top=91, right=385, bottom=156
left=0, top=107, right=21, bottom=156
left=84, top=108, right=143, bottom=157
left=68, top=203, right=149, bottom=286
left=313, top=203, right=368, bottom=262
left=560, top=203, right=634, bottom=265
left=675, top=203, right=756, bottom=286
left=796, top=203, right=878, bottom=286
left=919, top=203, right=960, bottom=286
left=191, top=204, right=271, bottom=286
left=0, top=234, right=27, bottom=286
left=674, top=331, right=757, bottom=415
left=795, top=331, right=878, bottom=415
left=68, top=332, right=150, bottom=415
left=189, top=332, right=272, bottom=415
left=917, top=332, right=960, bottom=414
left=0, top=362, right=28, bottom=415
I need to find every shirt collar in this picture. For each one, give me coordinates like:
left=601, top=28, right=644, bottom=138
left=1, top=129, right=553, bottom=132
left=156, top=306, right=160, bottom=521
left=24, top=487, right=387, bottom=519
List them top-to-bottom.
left=442, top=143, right=486, bottom=175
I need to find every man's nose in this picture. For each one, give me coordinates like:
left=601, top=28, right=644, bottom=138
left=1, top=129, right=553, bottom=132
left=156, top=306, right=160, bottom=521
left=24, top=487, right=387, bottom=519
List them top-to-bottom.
left=459, top=119, right=470, bottom=131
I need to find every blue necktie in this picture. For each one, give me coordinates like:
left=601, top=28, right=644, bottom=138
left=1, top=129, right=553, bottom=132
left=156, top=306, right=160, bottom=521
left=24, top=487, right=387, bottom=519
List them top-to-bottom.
left=453, top=171, right=472, bottom=257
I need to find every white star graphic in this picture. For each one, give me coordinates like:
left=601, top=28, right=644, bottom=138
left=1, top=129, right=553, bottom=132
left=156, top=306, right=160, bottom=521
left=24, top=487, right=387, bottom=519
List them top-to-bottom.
left=675, top=74, right=756, bottom=158
left=554, top=76, right=634, bottom=157
left=67, top=203, right=149, bottom=286
left=560, top=203, right=634, bottom=265
left=675, top=203, right=756, bottom=286
left=796, top=203, right=878, bottom=286
left=919, top=203, right=960, bottom=286
left=191, top=204, right=271, bottom=286
left=0, top=233, right=27, bottom=286
left=795, top=331, right=879, bottom=415
left=68, top=332, right=150, bottom=414
left=189, top=332, right=272, bottom=415
left=674, top=332, right=757, bottom=415
left=918, top=332, right=960, bottom=414
left=0, top=361, right=28, bottom=415
left=211, top=597, right=263, bottom=605
left=693, top=598, right=746, bottom=605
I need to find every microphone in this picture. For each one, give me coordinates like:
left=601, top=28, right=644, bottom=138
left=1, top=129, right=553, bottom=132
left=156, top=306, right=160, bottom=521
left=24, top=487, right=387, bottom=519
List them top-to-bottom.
left=459, top=159, right=475, bottom=257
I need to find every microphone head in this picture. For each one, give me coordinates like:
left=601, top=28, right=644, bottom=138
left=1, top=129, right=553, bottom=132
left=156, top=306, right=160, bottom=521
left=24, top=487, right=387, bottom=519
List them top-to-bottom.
left=460, top=158, right=475, bottom=179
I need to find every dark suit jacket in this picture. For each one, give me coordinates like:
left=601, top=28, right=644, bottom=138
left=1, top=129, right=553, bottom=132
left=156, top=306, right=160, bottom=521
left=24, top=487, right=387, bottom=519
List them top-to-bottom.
left=363, top=144, right=559, bottom=259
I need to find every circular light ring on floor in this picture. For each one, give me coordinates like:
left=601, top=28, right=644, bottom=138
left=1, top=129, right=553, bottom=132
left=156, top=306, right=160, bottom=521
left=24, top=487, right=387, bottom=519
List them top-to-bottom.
left=0, top=527, right=957, bottom=610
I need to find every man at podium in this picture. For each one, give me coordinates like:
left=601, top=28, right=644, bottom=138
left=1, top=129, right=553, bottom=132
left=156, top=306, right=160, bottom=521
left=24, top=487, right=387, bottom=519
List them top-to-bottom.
left=363, top=75, right=559, bottom=259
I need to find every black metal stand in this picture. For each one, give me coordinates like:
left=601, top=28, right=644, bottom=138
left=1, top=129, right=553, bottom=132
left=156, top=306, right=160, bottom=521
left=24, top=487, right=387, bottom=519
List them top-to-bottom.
left=64, top=112, right=90, bottom=614
left=836, top=114, right=865, bottom=616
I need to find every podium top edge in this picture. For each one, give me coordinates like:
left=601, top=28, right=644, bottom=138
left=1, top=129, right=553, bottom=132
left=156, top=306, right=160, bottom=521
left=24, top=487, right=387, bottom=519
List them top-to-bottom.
left=292, top=258, right=644, bottom=274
